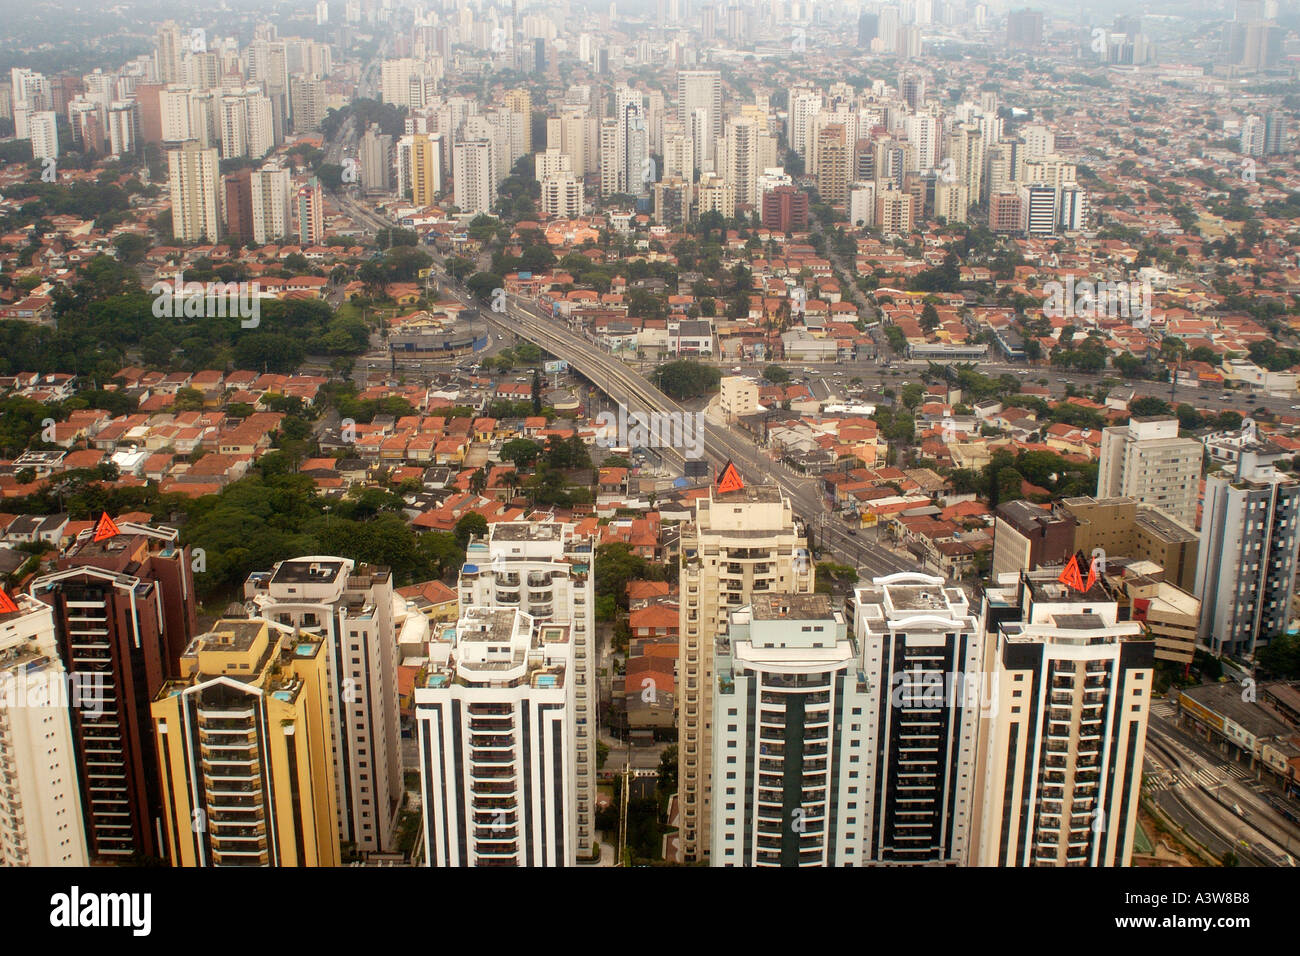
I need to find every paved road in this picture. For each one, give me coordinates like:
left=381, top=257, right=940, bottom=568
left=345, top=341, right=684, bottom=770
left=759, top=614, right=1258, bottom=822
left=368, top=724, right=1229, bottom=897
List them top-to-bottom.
left=1143, top=700, right=1300, bottom=866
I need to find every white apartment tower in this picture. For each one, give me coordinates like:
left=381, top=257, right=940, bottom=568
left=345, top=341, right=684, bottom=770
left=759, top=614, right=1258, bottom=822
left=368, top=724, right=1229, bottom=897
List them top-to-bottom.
left=677, top=70, right=722, bottom=159
left=27, top=111, right=58, bottom=161
left=453, top=139, right=496, bottom=216
left=1096, top=417, right=1201, bottom=530
left=1196, top=436, right=1300, bottom=658
left=678, top=482, right=814, bottom=863
left=458, top=522, right=596, bottom=857
left=245, top=557, right=403, bottom=856
left=974, top=571, right=1153, bottom=867
left=712, top=593, right=868, bottom=866
left=0, top=594, right=88, bottom=866
left=416, top=607, right=575, bottom=866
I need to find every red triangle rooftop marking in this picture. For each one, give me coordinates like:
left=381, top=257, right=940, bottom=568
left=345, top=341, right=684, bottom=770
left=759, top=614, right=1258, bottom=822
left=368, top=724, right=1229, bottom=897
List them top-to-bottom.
left=716, top=461, right=745, bottom=494
left=93, top=512, right=121, bottom=543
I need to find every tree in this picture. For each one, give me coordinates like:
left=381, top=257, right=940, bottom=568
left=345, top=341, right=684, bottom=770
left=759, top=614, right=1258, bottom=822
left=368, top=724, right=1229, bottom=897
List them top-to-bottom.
left=920, top=302, right=940, bottom=332
left=653, top=360, right=722, bottom=400
left=763, top=365, right=790, bottom=384
left=531, top=367, right=542, bottom=415
left=500, top=438, right=543, bottom=468
left=454, top=512, right=488, bottom=550
left=657, top=743, right=679, bottom=796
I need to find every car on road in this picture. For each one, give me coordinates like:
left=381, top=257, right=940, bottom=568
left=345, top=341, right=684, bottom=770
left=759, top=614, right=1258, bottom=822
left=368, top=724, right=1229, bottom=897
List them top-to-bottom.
left=731, top=366, right=743, bottom=373
left=847, top=529, right=857, bottom=535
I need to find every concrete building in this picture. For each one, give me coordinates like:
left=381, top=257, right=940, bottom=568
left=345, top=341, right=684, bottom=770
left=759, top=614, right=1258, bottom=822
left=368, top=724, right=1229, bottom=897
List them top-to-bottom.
left=677, top=70, right=722, bottom=162
left=27, top=110, right=58, bottom=161
left=358, top=123, right=392, bottom=194
left=167, top=139, right=222, bottom=242
left=453, top=139, right=496, bottom=216
left=249, top=163, right=292, bottom=246
left=541, top=170, right=584, bottom=218
left=296, top=176, right=324, bottom=246
left=719, top=376, right=760, bottom=423
left=1097, top=417, right=1201, bottom=529
left=1196, top=441, right=1300, bottom=658
left=678, top=483, right=813, bottom=862
left=1056, top=496, right=1199, bottom=594
left=990, top=501, right=1076, bottom=581
left=30, top=522, right=199, bottom=862
left=458, top=522, right=596, bottom=857
left=245, top=557, right=402, bottom=856
left=975, top=571, right=1153, bottom=866
left=850, top=573, right=985, bottom=864
left=1117, top=574, right=1200, bottom=665
left=0, top=593, right=88, bottom=866
left=711, top=593, right=861, bottom=866
left=415, top=606, right=575, bottom=866
left=151, top=618, right=340, bottom=866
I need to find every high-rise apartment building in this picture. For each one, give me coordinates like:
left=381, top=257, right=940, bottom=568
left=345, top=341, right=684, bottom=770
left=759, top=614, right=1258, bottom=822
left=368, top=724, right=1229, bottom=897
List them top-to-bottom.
left=1006, top=8, right=1044, bottom=49
left=154, top=21, right=184, bottom=84
left=677, top=70, right=722, bottom=160
left=503, top=88, right=533, bottom=153
left=27, top=110, right=58, bottom=161
left=358, top=123, right=393, bottom=194
left=168, top=139, right=221, bottom=242
left=453, top=139, right=496, bottom=216
left=250, top=163, right=292, bottom=245
left=541, top=170, right=584, bottom=218
left=296, top=176, right=324, bottom=246
left=760, top=185, right=808, bottom=232
left=875, top=188, right=914, bottom=236
left=1097, top=417, right=1201, bottom=530
left=1196, top=435, right=1300, bottom=658
left=678, top=482, right=813, bottom=863
left=30, top=522, right=199, bottom=862
left=458, top=522, right=596, bottom=857
left=245, top=557, right=402, bottom=856
left=974, top=571, right=1153, bottom=867
left=850, top=573, right=985, bottom=864
left=0, top=593, right=88, bottom=866
left=712, top=593, right=861, bottom=867
left=415, top=606, right=575, bottom=866
left=151, top=618, right=340, bottom=866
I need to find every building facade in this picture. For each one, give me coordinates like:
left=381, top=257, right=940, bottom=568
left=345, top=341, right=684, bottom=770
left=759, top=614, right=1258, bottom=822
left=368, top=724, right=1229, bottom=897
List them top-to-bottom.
left=678, top=483, right=813, bottom=862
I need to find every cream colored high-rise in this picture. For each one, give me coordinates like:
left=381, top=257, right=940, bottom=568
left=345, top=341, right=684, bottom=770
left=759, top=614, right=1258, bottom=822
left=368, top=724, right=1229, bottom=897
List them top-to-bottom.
left=503, top=89, right=533, bottom=153
left=167, top=139, right=221, bottom=242
left=677, top=485, right=813, bottom=863
left=972, top=571, right=1153, bottom=867
left=0, top=594, right=88, bottom=866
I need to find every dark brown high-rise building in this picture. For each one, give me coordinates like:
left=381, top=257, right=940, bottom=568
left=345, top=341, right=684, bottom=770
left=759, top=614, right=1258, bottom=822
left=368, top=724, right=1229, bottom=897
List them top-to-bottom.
left=134, top=82, right=165, bottom=145
left=223, top=169, right=255, bottom=244
left=760, top=185, right=808, bottom=232
left=30, top=522, right=199, bottom=863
